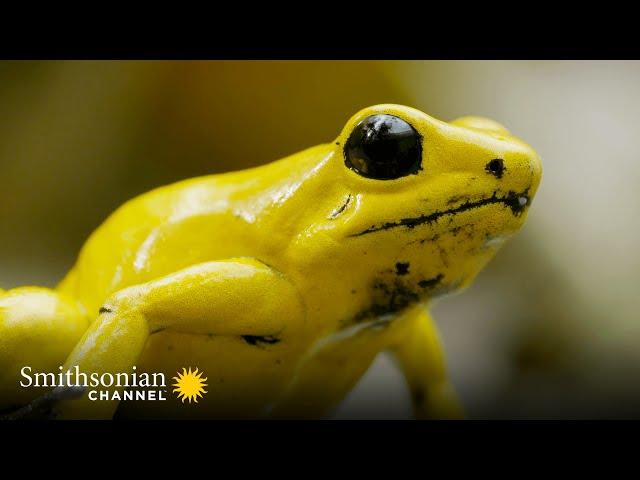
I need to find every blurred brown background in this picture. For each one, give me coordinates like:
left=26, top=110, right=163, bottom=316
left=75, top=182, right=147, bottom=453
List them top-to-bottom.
left=1, top=61, right=638, bottom=418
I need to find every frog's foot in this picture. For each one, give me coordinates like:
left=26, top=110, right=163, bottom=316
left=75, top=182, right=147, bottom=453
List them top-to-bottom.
left=0, top=287, right=89, bottom=413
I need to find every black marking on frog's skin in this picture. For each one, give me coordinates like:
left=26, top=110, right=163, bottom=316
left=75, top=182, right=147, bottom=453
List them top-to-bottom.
left=485, top=158, right=506, bottom=179
left=351, top=190, right=530, bottom=236
left=329, top=194, right=353, bottom=220
left=447, top=195, right=469, bottom=206
left=408, top=233, right=439, bottom=245
left=436, top=244, right=450, bottom=268
left=395, top=262, right=410, bottom=276
left=418, top=274, right=444, bottom=290
left=350, top=279, right=420, bottom=325
left=98, top=306, right=112, bottom=314
left=151, top=327, right=167, bottom=334
left=242, top=335, right=281, bottom=347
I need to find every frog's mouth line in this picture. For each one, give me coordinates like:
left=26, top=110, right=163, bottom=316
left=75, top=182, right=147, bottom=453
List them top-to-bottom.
left=351, top=190, right=530, bottom=237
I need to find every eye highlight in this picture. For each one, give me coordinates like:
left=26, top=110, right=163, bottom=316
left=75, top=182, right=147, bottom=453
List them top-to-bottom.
left=344, top=114, right=422, bottom=180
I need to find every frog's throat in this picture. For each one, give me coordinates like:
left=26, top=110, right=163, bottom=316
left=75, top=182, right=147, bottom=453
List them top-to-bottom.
left=350, top=189, right=530, bottom=237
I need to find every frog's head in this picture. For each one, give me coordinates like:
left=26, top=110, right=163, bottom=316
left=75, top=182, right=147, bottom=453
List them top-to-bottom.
left=288, top=104, right=541, bottom=314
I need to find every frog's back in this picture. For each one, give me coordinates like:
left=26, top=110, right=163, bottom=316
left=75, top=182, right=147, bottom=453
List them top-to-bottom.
left=59, top=145, right=331, bottom=313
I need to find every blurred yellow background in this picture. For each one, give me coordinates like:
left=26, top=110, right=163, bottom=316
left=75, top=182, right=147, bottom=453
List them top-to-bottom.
left=1, top=60, right=638, bottom=418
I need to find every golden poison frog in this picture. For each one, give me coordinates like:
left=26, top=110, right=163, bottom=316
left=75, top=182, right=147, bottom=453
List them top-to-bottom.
left=0, top=105, right=541, bottom=419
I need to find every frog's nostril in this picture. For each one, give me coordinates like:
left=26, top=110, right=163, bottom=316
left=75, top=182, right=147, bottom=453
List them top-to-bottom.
left=485, top=158, right=506, bottom=179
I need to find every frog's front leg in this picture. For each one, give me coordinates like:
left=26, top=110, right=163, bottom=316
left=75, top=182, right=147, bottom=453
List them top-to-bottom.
left=55, top=258, right=305, bottom=419
left=389, top=304, right=464, bottom=419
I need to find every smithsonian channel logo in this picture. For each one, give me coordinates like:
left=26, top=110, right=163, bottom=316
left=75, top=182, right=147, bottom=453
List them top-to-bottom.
left=19, top=365, right=208, bottom=403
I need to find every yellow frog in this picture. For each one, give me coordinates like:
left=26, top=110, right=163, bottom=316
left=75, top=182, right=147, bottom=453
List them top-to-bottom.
left=0, top=104, right=541, bottom=419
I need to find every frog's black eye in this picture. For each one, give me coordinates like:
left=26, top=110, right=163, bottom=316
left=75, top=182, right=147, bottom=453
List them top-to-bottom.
left=344, top=114, right=422, bottom=180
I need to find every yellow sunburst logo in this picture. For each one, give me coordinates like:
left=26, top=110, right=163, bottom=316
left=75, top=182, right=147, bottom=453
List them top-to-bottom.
left=172, top=367, right=208, bottom=403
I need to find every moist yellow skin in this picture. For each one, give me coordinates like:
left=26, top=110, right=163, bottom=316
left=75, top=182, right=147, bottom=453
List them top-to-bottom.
left=0, top=104, right=541, bottom=419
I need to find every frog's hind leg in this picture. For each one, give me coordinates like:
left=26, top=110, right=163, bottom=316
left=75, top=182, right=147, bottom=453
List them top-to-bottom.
left=0, top=287, right=89, bottom=415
